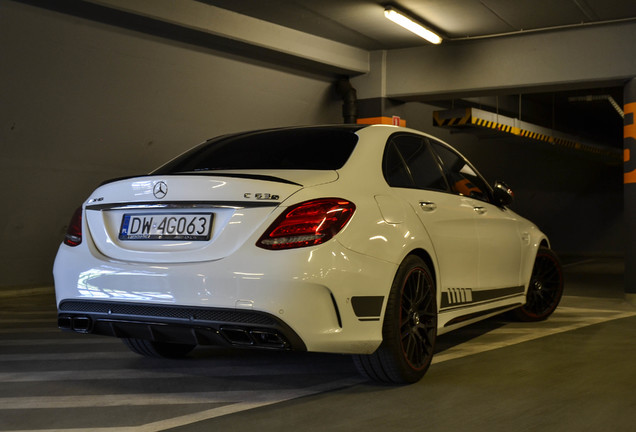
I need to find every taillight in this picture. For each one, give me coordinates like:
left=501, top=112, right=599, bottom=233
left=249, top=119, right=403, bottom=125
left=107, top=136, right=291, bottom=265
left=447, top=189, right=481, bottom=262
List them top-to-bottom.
left=257, top=198, right=355, bottom=250
left=64, top=206, right=83, bottom=247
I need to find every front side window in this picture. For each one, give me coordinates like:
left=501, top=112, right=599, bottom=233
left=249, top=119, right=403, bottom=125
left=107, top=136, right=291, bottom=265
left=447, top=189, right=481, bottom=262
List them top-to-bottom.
left=383, top=134, right=448, bottom=191
left=429, top=140, right=491, bottom=202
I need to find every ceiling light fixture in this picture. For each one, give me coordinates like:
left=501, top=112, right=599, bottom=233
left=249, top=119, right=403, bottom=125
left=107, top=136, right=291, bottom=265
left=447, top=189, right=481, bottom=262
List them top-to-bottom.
left=384, top=7, right=442, bottom=45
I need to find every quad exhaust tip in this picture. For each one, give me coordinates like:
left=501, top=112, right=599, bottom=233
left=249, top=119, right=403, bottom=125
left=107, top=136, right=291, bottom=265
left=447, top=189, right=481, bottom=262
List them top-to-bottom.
left=58, top=315, right=92, bottom=333
left=219, top=327, right=289, bottom=349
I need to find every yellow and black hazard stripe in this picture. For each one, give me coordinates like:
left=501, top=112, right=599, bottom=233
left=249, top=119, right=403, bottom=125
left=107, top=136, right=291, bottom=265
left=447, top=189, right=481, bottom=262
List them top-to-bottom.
left=432, top=108, right=471, bottom=127
left=434, top=108, right=620, bottom=162
left=471, top=117, right=516, bottom=134
left=518, top=129, right=551, bottom=143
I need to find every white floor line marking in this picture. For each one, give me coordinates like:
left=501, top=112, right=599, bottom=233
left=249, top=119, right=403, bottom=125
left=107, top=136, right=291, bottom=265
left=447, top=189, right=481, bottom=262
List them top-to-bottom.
left=433, top=308, right=636, bottom=364
left=0, top=310, right=56, bottom=316
left=0, top=319, right=57, bottom=324
left=0, top=328, right=60, bottom=334
left=0, top=338, right=120, bottom=346
left=0, top=351, right=132, bottom=362
left=0, top=363, right=352, bottom=383
left=0, top=369, right=189, bottom=383
left=0, top=377, right=364, bottom=432
left=0, top=384, right=363, bottom=412
left=0, top=390, right=288, bottom=409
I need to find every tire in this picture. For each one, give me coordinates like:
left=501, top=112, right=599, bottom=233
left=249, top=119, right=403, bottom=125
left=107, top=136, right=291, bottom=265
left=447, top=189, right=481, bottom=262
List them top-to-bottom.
left=513, top=247, right=564, bottom=322
left=353, top=256, right=437, bottom=384
left=122, top=338, right=196, bottom=358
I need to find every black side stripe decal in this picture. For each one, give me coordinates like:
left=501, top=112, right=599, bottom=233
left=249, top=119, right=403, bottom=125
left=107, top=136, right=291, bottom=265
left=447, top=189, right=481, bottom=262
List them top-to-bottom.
left=440, top=286, right=524, bottom=310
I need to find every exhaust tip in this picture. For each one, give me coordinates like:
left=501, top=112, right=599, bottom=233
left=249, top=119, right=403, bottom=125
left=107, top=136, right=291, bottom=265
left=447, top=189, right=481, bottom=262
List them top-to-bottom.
left=58, top=315, right=92, bottom=333
left=58, top=316, right=72, bottom=330
left=72, top=317, right=92, bottom=333
left=219, top=327, right=253, bottom=345
left=219, top=327, right=290, bottom=349
left=250, top=330, right=288, bottom=349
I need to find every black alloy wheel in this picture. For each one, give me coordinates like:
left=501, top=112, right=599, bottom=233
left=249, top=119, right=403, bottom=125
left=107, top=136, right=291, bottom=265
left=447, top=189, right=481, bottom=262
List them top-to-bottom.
left=513, top=247, right=564, bottom=322
left=353, top=255, right=437, bottom=384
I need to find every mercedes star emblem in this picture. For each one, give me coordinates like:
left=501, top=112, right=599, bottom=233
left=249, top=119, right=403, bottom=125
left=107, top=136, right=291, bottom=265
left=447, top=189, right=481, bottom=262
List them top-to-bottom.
left=153, top=181, right=168, bottom=199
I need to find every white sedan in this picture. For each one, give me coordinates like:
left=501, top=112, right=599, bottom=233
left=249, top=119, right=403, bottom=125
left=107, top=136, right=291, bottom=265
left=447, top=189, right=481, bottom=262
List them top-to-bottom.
left=54, top=124, right=563, bottom=384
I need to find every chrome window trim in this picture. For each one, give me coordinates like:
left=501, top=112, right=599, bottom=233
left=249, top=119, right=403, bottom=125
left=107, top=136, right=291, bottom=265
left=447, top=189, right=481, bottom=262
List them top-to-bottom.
left=86, top=201, right=279, bottom=211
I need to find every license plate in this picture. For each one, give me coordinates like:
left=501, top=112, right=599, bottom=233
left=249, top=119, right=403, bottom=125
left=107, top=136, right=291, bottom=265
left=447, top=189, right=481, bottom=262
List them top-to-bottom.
left=119, top=213, right=213, bottom=241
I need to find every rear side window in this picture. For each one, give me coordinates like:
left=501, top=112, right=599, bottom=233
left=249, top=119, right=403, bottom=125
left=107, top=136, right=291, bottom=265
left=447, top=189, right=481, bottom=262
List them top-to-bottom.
left=153, top=127, right=360, bottom=174
left=383, top=134, right=448, bottom=191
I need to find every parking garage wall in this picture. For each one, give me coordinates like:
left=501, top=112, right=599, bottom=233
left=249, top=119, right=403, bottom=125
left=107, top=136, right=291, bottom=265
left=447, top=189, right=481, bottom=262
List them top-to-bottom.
left=0, top=1, right=343, bottom=287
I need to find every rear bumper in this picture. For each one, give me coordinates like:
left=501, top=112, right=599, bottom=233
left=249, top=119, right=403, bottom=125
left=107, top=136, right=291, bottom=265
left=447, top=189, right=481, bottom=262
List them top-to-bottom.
left=54, top=238, right=398, bottom=354
left=58, top=300, right=305, bottom=350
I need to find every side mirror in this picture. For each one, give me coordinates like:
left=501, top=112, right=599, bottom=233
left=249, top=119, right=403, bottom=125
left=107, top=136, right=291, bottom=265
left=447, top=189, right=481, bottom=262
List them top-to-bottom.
left=493, top=181, right=514, bottom=207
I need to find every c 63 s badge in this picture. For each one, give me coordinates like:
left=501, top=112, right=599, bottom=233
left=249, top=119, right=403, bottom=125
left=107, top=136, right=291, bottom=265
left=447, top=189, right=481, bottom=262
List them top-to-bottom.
left=244, top=193, right=280, bottom=200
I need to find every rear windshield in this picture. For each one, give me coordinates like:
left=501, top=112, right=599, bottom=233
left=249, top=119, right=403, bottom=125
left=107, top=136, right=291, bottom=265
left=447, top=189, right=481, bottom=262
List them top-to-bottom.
left=153, top=127, right=360, bottom=174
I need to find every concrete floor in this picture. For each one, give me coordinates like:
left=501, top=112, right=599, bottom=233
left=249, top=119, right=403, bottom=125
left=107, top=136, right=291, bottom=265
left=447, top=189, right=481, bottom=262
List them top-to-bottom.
left=1, top=258, right=635, bottom=431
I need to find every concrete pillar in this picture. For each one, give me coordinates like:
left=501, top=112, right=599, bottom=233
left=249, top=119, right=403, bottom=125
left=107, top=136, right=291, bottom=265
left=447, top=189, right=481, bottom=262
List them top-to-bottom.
left=351, top=51, right=406, bottom=127
left=624, top=78, right=636, bottom=305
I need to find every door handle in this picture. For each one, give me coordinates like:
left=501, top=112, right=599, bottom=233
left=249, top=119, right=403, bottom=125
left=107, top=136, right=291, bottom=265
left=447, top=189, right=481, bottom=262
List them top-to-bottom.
left=419, top=202, right=437, bottom=212
left=473, top=206, right=487, bottom=215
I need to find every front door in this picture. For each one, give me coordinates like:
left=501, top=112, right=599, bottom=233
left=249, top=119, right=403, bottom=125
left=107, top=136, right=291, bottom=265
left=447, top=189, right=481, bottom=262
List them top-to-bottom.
left=428, top=139, right=523, bottom=299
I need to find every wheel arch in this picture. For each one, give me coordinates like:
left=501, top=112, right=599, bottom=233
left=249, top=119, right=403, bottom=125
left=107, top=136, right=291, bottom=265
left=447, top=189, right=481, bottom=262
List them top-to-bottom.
left=521, top=236, right=552, bottom=292
left=514, top=245, right=564, bottom=321
left=379, top=247, right=438, bottom=326
left=356, top=248, right=438, bottom=384
left=401, top=248, right=439, bottom=311
left=405, top=248, right=437, bottom=286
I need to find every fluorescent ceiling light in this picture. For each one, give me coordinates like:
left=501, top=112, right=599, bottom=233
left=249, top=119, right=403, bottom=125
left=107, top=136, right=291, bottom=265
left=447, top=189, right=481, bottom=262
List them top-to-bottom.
left=384, top=7, right=442, bottom=44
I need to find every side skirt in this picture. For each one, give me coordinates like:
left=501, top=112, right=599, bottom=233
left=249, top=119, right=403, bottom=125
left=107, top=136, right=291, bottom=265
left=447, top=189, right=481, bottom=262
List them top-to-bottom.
left=437, top=288, right=526, bottom=336
left=442, top=303, right=521, bottom=327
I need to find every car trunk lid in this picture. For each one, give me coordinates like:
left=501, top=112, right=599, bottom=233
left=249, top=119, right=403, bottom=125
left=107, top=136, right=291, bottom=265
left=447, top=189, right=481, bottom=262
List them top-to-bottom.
left=84, top=171, right=337, bottom=263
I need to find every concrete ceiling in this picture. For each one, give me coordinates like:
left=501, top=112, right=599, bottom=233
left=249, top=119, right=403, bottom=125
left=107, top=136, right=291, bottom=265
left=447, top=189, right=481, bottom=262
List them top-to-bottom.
left=25, top=0, right=633, bottom=149
left=197, top=0, right=633, bottom=149
left=198, top=0, right=636, bottom=50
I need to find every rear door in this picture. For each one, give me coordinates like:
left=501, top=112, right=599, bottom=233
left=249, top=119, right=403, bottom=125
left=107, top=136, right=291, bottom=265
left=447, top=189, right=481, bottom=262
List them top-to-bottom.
left=382, top=133, right=480, bottom=297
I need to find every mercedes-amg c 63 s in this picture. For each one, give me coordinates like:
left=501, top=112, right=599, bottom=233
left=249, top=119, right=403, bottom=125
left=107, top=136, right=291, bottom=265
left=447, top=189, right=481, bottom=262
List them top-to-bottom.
left=54, top=124, right=563, bottom=384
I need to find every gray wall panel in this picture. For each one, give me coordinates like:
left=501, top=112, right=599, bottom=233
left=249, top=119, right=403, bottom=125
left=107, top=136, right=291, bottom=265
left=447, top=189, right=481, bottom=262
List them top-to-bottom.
left=0, top=1, right=341, bottom=286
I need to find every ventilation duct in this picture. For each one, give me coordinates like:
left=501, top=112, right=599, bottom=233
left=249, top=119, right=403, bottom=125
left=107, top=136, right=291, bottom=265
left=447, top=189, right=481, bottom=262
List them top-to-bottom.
left=335, top=78, right=358, bottom=124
